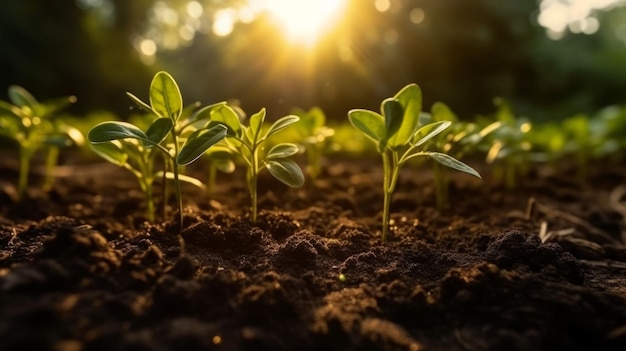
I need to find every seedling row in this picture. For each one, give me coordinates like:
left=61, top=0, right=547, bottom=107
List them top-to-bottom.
left=1, top=71, right=625, bottom=241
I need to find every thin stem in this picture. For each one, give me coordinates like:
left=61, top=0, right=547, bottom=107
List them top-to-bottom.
left=171, top=130, right=184, bottom=229
left=17, top=147, right=31, bottom=199
left=43, top=147, right=59, bottom=192
left=249, top=147, right=259, bottom=222
left=381, top=151, right=392, bottom=242
left=207, top=164, right=216, bottom=194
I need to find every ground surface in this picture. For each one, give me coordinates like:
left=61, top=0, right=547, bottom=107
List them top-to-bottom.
left=1, top=155, right=626, bottom=351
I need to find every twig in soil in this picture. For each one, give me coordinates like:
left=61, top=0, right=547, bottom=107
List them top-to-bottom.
left=528, top=198, right=618, bottom=245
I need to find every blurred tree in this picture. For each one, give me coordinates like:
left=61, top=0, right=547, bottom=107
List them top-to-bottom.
left=0, top=0, right=624, bottom=121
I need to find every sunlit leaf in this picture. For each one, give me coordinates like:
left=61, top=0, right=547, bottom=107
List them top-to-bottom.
left=149, top=71, right=183, bottom=121
left=388, top=83, right=422, bottom=148
left=126, top=92, right=154, bottom=114
left=382, top=98, right=403, bottom=141
left=189, top=101, right=227, bottom=123
left=431, top=102, right=458, bottom=123
left=211, top=104, right=241, bottom=137
left=247, top=108, right=266, bottom=144
left=348, top=109, right=385, bottom=144
left=267, top=114, right=299, bottom=136
left=146, top=117, right=173, bottom=145
left=88, top=121, right=149, bottom=143
left=411, top=121, right=451, bottom=147
left=177, top=124, right=228, bottom=165
left=90, top=141, right=128, bottom=167
left=267, top=143, right=299, bottom=159
left=207, top=147, right=236, bottom=173
left=428, top=152, right=481, bottom=179
left=266, top=159, right=305, bottom=188
left=157, top=171, right=206, bottom=190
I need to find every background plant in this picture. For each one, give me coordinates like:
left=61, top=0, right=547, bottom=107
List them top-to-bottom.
left=89, top=71, right=227, bottom=227
left=348, top=83, right=481, bottom=241
left=0, top=85, right=82, bottom=198
left=424, top=102, right=499, bottom=209
left=205, top=104, right=304, bottom=221
left=289, top=106, right=335, bottom=181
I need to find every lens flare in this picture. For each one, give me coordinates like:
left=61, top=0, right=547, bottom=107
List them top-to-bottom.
left=258, top=0, right=347, bottom=46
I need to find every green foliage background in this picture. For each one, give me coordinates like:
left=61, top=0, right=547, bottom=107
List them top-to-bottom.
left=0, top=0, right=625, bottom=121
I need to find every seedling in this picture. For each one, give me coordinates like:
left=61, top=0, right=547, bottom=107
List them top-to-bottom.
left=89, top=71, right=227, bottom=227
left=348, top=83, right=481, bottom=241
left=0, top=86, right=82, bottom=198
left=483, top=98, right=533, bottom=190
left=426, top=102, right=499, bottom=209
left=204, top=104, right=304, bottom=221
left=290, top=106, right=335, bottom=181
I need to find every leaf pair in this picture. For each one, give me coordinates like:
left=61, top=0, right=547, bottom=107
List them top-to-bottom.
left=348, top=84, right=422, bottom=152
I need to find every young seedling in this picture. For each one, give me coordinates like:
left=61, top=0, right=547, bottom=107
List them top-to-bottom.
left=88, top=71, right=227, bottom=227
left=348, top=83, right=481, bottom=241
left=0, top=86, right=82, bottom=198
left=483, top=98, right=533, bottom=190
left=425, top=102, right=499, bottom=209
left=204, top=104, right=304, bottom=221
left=291, top=106, right=335, bottom=181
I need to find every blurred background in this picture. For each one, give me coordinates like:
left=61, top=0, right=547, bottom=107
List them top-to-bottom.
left=1, top=0, right=625, bottom=122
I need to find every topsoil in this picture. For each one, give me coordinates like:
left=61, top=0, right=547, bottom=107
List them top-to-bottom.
left=1, top=154, right=626, bottom=351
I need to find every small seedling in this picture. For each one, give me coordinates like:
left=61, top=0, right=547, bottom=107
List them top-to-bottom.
left=89, top=71, right=227, bottom=226
left=348, top=83, right=481, bottom=241
left=0, top=86, right=82, bottom=198
left=483, top=98, right=533, bottom=190
left=426, top=102, right=499, bottom=209
left=204, top=104, right=304, bottom=221
left=291, top=106, right=335, bottom=181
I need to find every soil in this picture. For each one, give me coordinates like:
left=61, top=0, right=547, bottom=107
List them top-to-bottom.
left=1, top=154, right=626, bottom=351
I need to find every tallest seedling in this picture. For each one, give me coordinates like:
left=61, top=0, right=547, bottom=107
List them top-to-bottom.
left=348, top=84, right=481, bottom=241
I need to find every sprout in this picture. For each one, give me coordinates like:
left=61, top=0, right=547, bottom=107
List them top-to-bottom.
left=88, top=71, right=227, bottom=227
left=348, top=83, right=481, bottom=241
left=0, top=86, right=81, bottom=198
left=205, top=104, right=304, bottom=221
left=290, top=106, right=334, bottom=181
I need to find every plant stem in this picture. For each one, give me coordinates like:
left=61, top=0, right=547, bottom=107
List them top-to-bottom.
left=170, top=131, right=183, bottom=230
left=43, top=147, right=59, bottom=192
left=17, top=148, right=31, bottom=199
left=249, top=148, right=259, bottom=222
left=381, top=151, right=392, bottom=242
left=207, top=164, right=216, bottom=194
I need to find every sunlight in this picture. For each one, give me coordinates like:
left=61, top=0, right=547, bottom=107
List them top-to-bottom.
left=256, top=0, right=347, bottom=46
left=538, top=0, right=626, bottom=39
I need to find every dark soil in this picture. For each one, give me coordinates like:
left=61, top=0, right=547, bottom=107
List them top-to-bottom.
left=1, top=156, right=626, bottom=351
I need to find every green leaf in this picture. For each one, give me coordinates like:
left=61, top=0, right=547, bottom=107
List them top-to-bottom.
left=149, top=71, right=183, bottom=121
left=388, top=83, right=422, bottom=148
left=8, top=85, right=38, bottom=109
left=126, top=92, right=154, bottom=114
left=382, top=98, right=403, bottom=141
left=189, top=101, right=227, bottom=123
left=431, top=102, right=458, bottom=123
left=211, top=104, right=241, bottom=136
left=246, top=108, right=266, bottom=144
left=348, top=109, right=385, bottom=144
left=267, top=114, right=299, bottom=137
left=146, top=117, right=173, bottom=145
left=88, top=121, right=149, bottom=143
left=411, top=121, right=451, bottom=148
left=177, top=124, right=228, bottom=165
left=90, top=141, right=128, bottom=167
left=267, top=143, right=299, bottom=159
left=207, top=148, right=236, bottom=173
left=428, top=152, right=481, bottom=179
left=266, top=159, right=305, bottom=188
left=157, top=171, right=207, bottom=190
